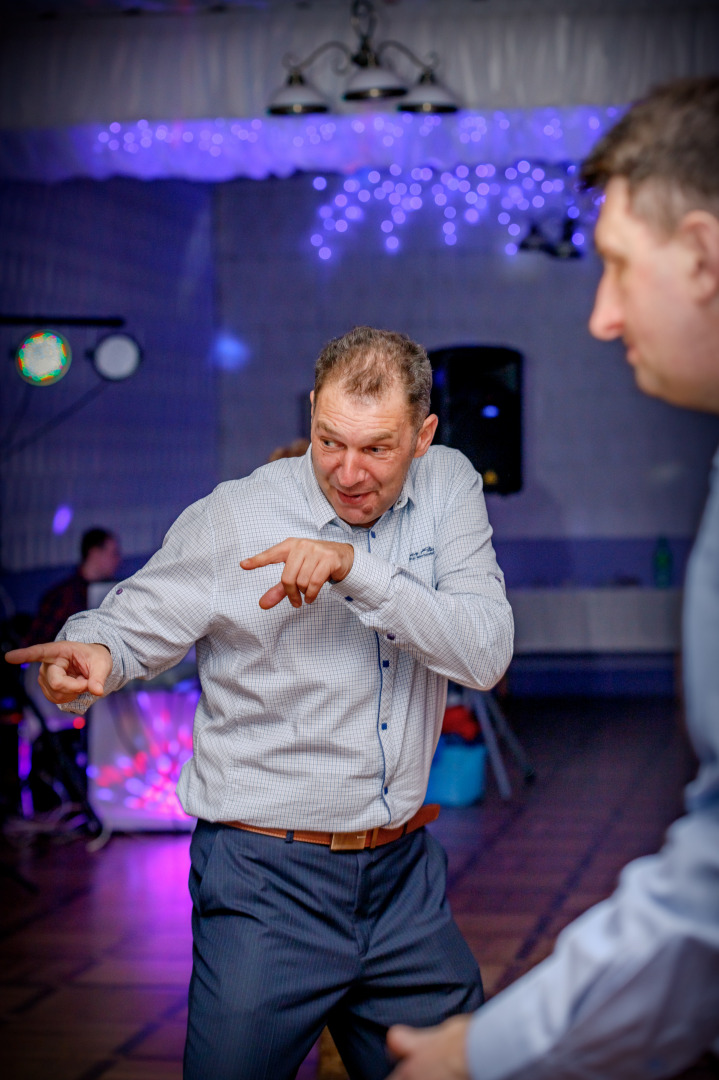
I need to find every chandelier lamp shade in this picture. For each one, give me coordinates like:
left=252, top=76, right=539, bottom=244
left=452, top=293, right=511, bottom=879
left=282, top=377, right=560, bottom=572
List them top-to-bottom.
left=268, top=0, right=459, bottom=116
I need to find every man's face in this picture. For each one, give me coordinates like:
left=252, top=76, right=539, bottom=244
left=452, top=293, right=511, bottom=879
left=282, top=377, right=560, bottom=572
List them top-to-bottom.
left=589, top=177, right=718, bottom=411
left=310, top=379, right=437, bottom=527
left=95, top=537, right=121, bottom=579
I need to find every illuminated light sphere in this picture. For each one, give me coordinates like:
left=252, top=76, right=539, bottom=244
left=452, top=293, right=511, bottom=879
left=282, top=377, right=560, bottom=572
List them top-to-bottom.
left=16, top=330, right=72, bottom=386
left=92, top=333, right=142, bottom=381
left=52, top=504, right=73, bottom=535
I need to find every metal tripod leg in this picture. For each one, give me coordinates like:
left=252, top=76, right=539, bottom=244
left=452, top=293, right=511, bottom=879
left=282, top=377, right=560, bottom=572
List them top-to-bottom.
left=14, top=673, right=104, bottom=837
left=468, top=690, right=536, bottom=799
left=470, top=691, right=512, bottom=799
left=483, top=691, right=536, bottom=783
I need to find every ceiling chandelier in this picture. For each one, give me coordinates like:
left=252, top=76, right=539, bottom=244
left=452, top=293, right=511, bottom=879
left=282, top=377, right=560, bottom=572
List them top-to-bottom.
left=268, top=0, right=459, bottom=116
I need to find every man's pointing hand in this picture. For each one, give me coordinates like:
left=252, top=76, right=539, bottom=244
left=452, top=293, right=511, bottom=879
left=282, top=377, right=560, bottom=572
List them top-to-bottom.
left=241, top=538, right=354, bottom=609
left=5, top=641, right=112, bottom=704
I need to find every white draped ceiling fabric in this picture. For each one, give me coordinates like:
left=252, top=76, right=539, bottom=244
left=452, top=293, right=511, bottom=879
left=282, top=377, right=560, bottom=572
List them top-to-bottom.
left=0, top=0, right=717, bottom=183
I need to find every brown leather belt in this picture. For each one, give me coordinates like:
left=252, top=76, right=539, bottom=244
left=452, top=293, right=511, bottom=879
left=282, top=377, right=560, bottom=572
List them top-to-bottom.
left=225, top=803, right=440, bottom=851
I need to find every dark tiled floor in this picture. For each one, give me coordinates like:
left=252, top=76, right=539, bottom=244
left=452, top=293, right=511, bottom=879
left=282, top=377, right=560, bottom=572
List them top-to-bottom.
left=1, top=696, right=717, bottom=1079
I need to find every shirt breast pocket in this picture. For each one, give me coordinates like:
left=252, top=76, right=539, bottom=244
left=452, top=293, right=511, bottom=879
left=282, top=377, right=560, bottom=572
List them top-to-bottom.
left=407, top=545, right=436, bottom=589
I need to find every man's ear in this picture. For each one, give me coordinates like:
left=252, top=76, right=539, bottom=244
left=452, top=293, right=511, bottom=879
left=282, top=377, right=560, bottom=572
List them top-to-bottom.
left=678, top=210, right=719, bottom=304
left=309, top=390, right=315, bottom=421
left=414, top=413, right=439, bottom=458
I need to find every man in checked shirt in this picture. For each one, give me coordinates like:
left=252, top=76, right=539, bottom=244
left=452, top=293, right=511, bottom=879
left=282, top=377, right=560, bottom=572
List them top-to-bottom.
left=7, top=325, right=514, bottom=1079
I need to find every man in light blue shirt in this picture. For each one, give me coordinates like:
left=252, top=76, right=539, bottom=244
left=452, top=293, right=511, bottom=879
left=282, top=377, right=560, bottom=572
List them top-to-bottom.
left=387, top=77, right=719, bottom=1080
left=8, top=325, right=513, bottom=1078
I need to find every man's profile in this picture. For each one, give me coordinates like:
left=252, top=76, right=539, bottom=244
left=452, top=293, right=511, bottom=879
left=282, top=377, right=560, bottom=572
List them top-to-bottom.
left=387, top=77, right=719, bottom=1080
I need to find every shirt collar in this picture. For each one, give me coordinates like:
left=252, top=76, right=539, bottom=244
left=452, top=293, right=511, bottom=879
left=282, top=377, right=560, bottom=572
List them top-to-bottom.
left=301, top=444, right=417, bottom=530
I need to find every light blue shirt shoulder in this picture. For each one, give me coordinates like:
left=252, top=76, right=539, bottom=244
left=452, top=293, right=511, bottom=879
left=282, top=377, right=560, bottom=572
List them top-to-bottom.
left=466, top=447, right=719, bottom=1079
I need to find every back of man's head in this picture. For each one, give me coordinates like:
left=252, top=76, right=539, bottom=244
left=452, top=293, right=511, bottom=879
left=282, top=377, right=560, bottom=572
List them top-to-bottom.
left=581, top=77, right=719, bottom=231
left=314, top=326, right=432, bottom=430
left=81, top=527, right=114, bottom=562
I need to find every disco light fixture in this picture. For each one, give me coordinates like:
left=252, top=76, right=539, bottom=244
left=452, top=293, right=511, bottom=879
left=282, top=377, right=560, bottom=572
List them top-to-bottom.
left=15, top=330, right=72, bottom=386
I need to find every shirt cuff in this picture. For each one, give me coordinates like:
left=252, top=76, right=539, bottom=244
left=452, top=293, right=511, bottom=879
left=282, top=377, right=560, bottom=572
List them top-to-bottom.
left=329, top=547, right=393, bottom=611
left=55, top=626, right=125, bottom=710
left=58, top=692, right=98, bottom=716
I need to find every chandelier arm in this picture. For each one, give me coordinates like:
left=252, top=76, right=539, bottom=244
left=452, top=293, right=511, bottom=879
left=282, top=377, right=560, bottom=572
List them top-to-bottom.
left=375, top=39, right=435, bottom=76
left=282, top=40, right=353, bottom=77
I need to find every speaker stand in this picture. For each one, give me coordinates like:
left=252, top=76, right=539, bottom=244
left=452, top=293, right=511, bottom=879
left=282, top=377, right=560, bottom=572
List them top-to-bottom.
left=467, top=690, right=536, bottom=799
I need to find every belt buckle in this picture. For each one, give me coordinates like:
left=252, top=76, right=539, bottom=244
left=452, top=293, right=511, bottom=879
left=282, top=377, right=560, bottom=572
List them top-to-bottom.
left=330, top=830, right=368, bottom=851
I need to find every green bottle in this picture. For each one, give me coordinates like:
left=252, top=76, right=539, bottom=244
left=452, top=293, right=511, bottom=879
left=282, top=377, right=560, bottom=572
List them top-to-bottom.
left=652, top=537, right=673, bottom=588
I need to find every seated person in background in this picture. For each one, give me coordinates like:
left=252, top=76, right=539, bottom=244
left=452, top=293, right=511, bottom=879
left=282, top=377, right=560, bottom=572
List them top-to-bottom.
left=387, top=76, right=719, bottom=1080
left=24, top=527, right=121, bottom=806
left=30, top=527, right=121, bottom=644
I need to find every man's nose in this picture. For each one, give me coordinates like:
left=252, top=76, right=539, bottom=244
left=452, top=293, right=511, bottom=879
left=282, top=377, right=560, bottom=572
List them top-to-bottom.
left=588, top=272, right=623, bottom=341
left=336, top=451, right=366, bottom=488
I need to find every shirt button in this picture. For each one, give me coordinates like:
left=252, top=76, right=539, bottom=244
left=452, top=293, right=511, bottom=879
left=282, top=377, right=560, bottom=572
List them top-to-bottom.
left=371, top=531, right=376, bottom=538
left=116, top=588, right=123, bottom=595
left=345, top=596, right=353, bottom=602
left=387, top=633, right=395, bottom=641
left=382, top=660, right=389, bottom=668
left=381, top=723, right=387, bottom=730
left=384, top=787, right=388, bottom=795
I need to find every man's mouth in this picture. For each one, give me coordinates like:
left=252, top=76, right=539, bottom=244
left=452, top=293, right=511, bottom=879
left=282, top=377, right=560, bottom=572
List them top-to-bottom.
left=335, top=488, right=372, bottom=503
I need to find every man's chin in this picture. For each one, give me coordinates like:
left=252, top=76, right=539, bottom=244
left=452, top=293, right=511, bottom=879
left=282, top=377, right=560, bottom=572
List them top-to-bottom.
left=633, top=363, right=662, bottom=398
left=336, top=506, right=375, bottom=526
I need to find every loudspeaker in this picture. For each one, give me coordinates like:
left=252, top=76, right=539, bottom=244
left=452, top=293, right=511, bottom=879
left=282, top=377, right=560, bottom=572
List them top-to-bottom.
left=429, top=345, right=522, bottom=494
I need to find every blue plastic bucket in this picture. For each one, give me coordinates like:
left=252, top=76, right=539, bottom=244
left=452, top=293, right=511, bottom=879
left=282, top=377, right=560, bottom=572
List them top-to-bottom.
left=425, top=739, right=487, bottom=807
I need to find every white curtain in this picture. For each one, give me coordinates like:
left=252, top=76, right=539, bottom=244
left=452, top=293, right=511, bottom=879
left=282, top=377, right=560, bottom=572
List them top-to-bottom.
left=2, top=2, right=716, bottom=128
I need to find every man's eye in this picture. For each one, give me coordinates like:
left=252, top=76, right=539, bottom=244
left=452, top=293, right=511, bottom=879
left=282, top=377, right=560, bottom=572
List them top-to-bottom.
left=369, top=446, right=387, bottom=455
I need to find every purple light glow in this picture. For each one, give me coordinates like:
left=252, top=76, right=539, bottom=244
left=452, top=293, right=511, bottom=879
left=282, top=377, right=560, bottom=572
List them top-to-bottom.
left=294, top=112, right=607, bottom=261
left=209, top=331, right=250, bottom=371
left=52, top=505, right=73, bottom=535
left=90, top=688, right=196, bottom=825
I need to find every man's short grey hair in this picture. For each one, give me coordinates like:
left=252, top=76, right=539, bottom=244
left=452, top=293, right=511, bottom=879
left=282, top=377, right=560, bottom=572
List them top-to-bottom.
left=581, top=77, right=719, bottom=232
left=314, top=326, right=432, bottom=430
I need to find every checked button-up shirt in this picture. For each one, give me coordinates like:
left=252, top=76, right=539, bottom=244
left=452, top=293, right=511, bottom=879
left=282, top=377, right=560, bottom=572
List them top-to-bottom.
left=59, top=444, right=513, bottom=832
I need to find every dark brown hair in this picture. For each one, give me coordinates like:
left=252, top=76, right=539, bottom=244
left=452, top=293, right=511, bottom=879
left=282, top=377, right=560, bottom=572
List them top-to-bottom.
left=581, top=77, right=719, bottom=230
left=314, top=326, right=432, bottom=430
left=81, top=527, right=114, bottom=561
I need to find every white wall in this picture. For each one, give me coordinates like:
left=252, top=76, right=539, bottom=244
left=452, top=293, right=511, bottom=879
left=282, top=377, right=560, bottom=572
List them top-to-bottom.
left=2, top=172, right=718, bottom=582
left=214, top=174, right=719, bottom=541
left=0, top=179, right=217, bottom=571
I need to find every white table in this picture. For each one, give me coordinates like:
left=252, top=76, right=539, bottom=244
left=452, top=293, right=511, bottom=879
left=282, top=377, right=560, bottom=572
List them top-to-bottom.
left=507, top=587, right=682, bottom=655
